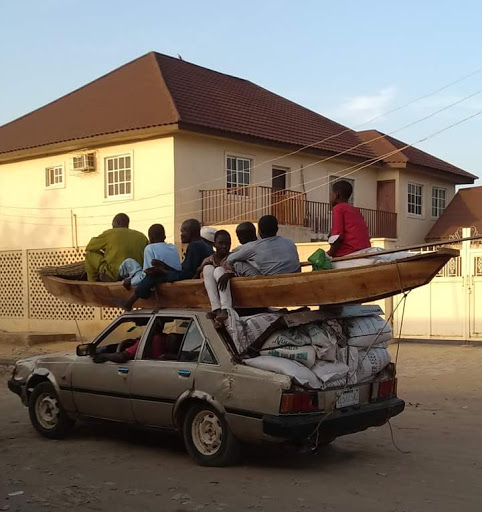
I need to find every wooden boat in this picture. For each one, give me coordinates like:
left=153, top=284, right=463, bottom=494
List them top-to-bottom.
left=40, top=248, right=458, bottom=309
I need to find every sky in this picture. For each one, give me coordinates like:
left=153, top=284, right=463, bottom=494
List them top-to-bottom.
left=1, top=0, right=481, bottom=183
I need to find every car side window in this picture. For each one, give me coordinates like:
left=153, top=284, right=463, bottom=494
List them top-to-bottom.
left=95, top=317, right=150, bottom=354
left=142, top=317, right=191, bottom=361
left=178, top=321, right=204, bottom=363
left=199, top=342, right=217, bottom=365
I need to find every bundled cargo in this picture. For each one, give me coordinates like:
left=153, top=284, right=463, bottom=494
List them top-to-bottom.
left=241, top=308, right=393, bottom=390
left=244, top=356, right=321, bottom=389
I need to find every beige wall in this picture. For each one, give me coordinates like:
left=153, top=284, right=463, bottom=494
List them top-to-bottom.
left=172, top=132, right=380, bottom=244
left=0, top=137, right=176, bottom=251
left=396, top=168, right=456, bottom=246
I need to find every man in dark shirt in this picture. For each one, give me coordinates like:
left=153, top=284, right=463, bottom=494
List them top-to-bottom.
left=117, top=219, right=213, bottom=310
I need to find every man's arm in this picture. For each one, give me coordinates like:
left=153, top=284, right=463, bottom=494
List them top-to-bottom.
left=327, top=206, right=345, bottom=257
left=86, top=232, right=107, bottom=253
left=226, top=242, right=257, bottom=266
left=93, top=351, right=133, bottom=364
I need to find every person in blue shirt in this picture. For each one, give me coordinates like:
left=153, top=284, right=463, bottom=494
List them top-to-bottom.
left=117, top=219, right=213, bottom=311
left=119, top=224, right=182, bottom=289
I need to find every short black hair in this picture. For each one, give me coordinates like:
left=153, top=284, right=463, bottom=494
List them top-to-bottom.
left=332, top=180, right=353, bottom=201
left=113, top=213, right=129, bottom=228
left=258, top=215, right=278, bottom=237
left=182, top=218, right=201, bottom=236
left=148, top=224, right=166, bottom=242
left=214, top=229, right=231, bottom=242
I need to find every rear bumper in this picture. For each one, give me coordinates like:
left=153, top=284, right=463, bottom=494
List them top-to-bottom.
left=263, top=397, right=405, bottom=441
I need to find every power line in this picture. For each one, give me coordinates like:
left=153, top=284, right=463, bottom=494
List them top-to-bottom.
left=1, top=65, right=481, bottom=212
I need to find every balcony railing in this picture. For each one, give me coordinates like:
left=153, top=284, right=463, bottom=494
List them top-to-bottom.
left=200, top=186, right=397, bottom=238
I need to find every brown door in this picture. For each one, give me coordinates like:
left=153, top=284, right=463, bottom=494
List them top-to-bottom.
left=272, top=168, right=287, bottom=222
left=376, top=180, right=396, bottom=238
left=377, top=180, right=395, bottom=212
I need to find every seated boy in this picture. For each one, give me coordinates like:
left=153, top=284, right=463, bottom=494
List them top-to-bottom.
left=327, top=180, right=371, bottom=257
left=117, top=219, right=213, bottom=311
left=119, top=223, right=182, bottom=289
left=196, top=230, right=233, bottom=322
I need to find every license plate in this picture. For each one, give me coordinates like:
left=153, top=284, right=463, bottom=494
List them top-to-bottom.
left=335, top=388, right=360, bottom=409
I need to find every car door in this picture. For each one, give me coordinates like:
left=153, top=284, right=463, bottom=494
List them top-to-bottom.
left=130, top=314, right=205, bottom=428
left=71, top=315, right=152, bottom=422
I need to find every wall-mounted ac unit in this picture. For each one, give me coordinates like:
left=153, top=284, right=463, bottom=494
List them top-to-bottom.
left=72, top=153, right=96, bottom=172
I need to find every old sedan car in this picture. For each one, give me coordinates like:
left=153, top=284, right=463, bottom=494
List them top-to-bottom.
left=8, top=308, right=404, bottom=466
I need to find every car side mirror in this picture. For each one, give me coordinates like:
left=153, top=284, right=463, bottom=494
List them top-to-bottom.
left=76, top=343, right=94, bottom=357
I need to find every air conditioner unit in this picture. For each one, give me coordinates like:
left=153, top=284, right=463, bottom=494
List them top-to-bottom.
left=73, top=153, right=96, bottom=172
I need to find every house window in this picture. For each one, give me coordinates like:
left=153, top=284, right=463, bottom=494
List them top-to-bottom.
left=105, top=155, right=132, bottom=198
left=227, top=156, right=251, bottom=195
left=45, top=165, right=64, bottom=189
left=330, top=176, right=354, bottom=205
left=408, top=182, right=423, bottom=216
left=432, top=187, right=446, bottom=218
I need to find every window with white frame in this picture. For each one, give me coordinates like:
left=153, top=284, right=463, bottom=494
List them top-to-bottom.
left=105, top=155, right=132, bottom=198
left=227, top=156, right=251, bottom=195
left=45, top=165, right=64, bottom=189
left=330, top=176, right=355, bottom=205
left=408, top=182, right=423, bottom=216
left=432, top=187, right=446, bottom=218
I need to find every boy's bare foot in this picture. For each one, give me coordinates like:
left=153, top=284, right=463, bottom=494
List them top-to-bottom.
left=206, top=310, right=219, bottom=320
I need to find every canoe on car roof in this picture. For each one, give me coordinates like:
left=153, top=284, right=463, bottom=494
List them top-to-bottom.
left=39, top=248, right=458, bottom=310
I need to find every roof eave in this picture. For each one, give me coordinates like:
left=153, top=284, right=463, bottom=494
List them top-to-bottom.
left=177, top=121, right=378, bottom=166
left=0, top=124, right=179, bottom=164
left=405, top=162, right=476, bottom=185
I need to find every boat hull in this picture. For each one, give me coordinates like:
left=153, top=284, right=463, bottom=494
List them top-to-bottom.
left=40, top=249, right=458, bottom=309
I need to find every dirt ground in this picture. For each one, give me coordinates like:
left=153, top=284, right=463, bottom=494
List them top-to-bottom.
left=0, top=343, right=481, bottom=512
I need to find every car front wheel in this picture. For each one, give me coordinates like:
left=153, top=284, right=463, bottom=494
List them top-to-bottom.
left=28, top=381, right=74, bottom=439
left=182, top=403, right=240, bottom=466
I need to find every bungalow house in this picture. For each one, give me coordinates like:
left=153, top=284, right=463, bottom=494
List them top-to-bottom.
left=0, top=51, right=476, bottom=336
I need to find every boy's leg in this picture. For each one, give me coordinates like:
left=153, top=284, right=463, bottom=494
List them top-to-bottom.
left=85, top=252, right=104, bottom=282
left=234, top=261, right=262, bottom=277
left=203, top=265, right=221, bottom=311
left=213, top=267, right=233, bottom=310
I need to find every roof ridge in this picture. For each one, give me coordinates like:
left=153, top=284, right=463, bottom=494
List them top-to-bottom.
left=152, top=51, right=249, bottom=83
left=149, top=52, right=181, bottom=122
left=0, top=53, right=155, bottom=130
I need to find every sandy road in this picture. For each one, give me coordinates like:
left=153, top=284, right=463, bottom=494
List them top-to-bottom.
left=0, top=343, right=481, bottom=512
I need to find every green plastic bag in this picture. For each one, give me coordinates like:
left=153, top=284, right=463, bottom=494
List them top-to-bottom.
left=308, top=248, right=332, bottom=270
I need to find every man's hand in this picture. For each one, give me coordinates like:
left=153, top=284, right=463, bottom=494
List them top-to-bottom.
left=217, top=272, right=234, bottom=291
left=93, top=353, right=109, bottom=364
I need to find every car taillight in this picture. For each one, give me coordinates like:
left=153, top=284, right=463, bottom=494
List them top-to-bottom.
left=378, top=378, right=396, bottom=398
left=280, top=392, right=318, bottom=413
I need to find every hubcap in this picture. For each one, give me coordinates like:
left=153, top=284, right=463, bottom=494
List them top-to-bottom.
left=35, top=392, right=60, bottom=430
left=191, top=410, right=223, bottom=456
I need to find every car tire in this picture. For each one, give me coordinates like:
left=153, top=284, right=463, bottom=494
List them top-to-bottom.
left=28, top=381, right=74, bottom=439
left=182, top=403, right=240, bottom=467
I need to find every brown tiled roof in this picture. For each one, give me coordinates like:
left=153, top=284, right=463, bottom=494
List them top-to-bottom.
left=0, top=52, right=374, bottom=160
left=357, top=129, right=476, bottom=182
left=425, top=186, right=482, bottom=241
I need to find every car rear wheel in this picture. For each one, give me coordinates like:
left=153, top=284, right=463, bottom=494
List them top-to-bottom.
left=28, top=382, right=74, bottom=439
left=182, top=403, right=240, bottom=466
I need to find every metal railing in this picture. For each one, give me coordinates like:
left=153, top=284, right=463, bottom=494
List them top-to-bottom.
left=200, top=186, right=397, bottom=238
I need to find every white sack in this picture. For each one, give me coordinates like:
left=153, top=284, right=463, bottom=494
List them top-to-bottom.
left=224, top=310, right=281, bottom=354
left=345, top=315, right=392, bottom=348
left=302, top=323, right=337, bottom=361
left=262, top=328, right=311, bottom=349
left=260, top=345, right=316, bottom=368
left=337, top=346, right=359, bottom=374
left=356, top=348, right=391, bottom=383
left=244, top=356, right=321, bottom=389
left=312, top=361, right=349, bottom=383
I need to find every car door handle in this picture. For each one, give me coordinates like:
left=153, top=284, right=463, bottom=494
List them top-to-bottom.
left=118, top=366, right=129, bottom=374
left=178, top=369, right=191, bottom=377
